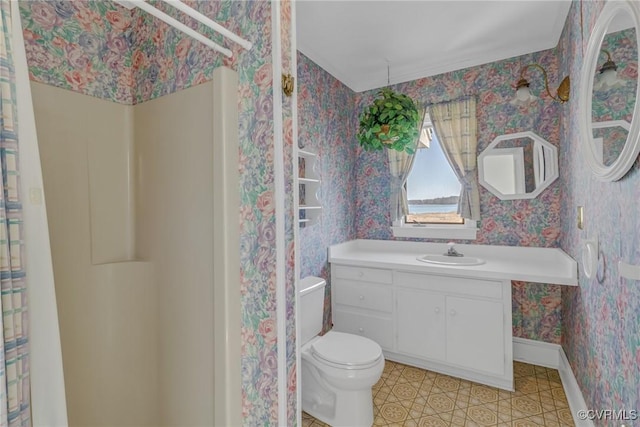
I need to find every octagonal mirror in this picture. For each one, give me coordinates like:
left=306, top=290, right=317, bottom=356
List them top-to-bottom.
left=478, top=131, right=558, bottom=200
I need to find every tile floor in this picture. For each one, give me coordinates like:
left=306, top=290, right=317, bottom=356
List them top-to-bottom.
left=302, top=360, right=575, bottom=427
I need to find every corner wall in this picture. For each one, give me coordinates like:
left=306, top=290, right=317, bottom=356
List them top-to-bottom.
left=558, top=0, right=640, bottom=412
left=297, top=52, right=359, bottom=330
left=30, top=82, right=158, bottom=426
left=134, top=82, right=216, bottom=426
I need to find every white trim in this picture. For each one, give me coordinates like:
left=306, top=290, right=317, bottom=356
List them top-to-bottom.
left=114, top=0, right=233, bottom=57
left=158, top=0, right=252, bottom=50
left=290, top=0, right=302, bottom=425
left=579, top=0, right=640, bottom=182
left=271, top=2, right=288, bottom=425
left=212, top=67, right=241, bottom=427
left=478, top=131, right=559, bottom=201
left=392, top=220, right=477, bottom=240
left=513, top=337, right=560, bottom=369
left=513, top=338, right=593, bottom=427
left=559, top=348, right=595, bottom=427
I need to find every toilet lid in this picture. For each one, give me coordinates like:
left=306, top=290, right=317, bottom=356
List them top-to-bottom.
left=311, top=331, right=382, bottom=367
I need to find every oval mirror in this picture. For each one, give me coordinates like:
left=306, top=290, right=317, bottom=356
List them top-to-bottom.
left=580, top=0, right=640, bottom=181
left=478, top=131, right=558, bottom=200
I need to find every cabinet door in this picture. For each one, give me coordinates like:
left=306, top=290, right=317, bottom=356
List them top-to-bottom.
left=396, top=289, right=446, bottom=361
left=446, top=296, right=505, bottom=375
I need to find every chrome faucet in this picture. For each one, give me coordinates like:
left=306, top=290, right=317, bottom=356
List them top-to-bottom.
left=445, top=242, right=464, bottom=257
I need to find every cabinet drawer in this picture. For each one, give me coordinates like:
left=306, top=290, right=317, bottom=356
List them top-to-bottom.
left=333, top=265, right=392, bottom=284
left=394, top=271, right=502, bottom=299
left=334, top=280, right=393, bottom=312
left=333, top=310, right=393, bottom=350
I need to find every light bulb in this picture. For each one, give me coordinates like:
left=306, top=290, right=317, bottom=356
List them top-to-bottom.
left=511, top=86, right=537, bottom=106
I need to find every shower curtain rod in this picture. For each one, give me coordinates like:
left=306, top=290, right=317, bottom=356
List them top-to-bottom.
left=113, top=0, right=252, bottom=58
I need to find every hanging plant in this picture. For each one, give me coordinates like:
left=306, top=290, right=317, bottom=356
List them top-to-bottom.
left=357, top=88, right=421, bottom=154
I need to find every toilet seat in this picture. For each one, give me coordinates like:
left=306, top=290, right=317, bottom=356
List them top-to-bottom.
left=311, top=331, right=383, bottom=369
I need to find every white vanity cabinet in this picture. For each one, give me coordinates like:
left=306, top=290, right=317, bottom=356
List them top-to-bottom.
left=329, top=239, right=577, bottom=390
left=331, top=265, right=514, bottom=390
left=396, top=289, right=446, bottom=361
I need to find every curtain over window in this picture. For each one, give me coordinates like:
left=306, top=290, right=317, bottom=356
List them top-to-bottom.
left=0, top=1, right=31, bottom=425
left=428, top=98, right=480, bottom=221
left=388, top=109, right=426, bottom=226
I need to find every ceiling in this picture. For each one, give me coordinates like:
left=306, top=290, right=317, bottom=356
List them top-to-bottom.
left=297, top=1, right=572, bottom=93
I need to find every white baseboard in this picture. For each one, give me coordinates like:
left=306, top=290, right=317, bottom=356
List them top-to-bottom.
left=513, top=337, right=594, bottom=427
left=513, top=337, right=561, bottom=368
left=558, top=346, right=594, bottom=427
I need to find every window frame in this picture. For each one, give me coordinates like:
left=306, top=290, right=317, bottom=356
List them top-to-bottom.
left=391, top=217, right=478, bottom=240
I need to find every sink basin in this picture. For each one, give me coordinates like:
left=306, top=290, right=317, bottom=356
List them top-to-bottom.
left=416, top=254, right=486, bottom=266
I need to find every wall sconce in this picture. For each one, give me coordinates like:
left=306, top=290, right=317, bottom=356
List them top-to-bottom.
left=593, top=49, right=625, bottom=91
left=510, top=63, right=570, bottom=106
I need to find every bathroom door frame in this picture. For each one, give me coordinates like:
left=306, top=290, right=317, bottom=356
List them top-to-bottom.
left=212, top=66, right=242, bottom=427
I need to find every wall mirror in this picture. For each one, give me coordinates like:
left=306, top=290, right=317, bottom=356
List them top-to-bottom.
left=580, top=0, right=640, bottom=182
left=478, top=131, right=558, bottom=200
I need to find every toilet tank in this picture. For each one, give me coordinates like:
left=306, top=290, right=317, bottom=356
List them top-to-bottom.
left=299, top=276, right=326, bottom=346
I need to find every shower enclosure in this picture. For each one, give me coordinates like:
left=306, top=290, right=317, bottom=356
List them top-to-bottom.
left=30, top=67, right=240, bottom=426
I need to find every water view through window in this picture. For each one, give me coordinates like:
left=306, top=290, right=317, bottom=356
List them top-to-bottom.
left=406, top=132, right=463, bottom=224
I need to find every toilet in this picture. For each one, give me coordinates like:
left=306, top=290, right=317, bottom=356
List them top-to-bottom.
left=299, top=276, right=384, bottom=427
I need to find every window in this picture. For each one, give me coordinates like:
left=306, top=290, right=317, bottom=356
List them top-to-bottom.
left=392, top=115, right=477, bottom=239
left=406, top=122, right=463, bottom=225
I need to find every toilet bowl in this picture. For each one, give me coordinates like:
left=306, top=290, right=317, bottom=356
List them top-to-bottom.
left=299, top=276, right=384, bottom=427
left=301, top=331, right=384, bottom=426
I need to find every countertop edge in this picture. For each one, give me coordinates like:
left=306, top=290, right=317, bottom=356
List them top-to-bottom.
left=328, top=240, right=578, bottom=286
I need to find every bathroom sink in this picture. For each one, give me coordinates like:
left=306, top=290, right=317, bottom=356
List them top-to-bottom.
left=416, top=254, right=486, bottom=266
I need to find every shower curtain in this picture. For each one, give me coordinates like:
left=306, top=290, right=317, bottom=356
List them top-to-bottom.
left=0, top=0, right=67, bottom=427
left=0, top=1, right=30, bottom=425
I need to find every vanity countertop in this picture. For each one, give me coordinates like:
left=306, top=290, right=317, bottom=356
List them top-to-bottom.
left=329, top=239, right=578, bottom=286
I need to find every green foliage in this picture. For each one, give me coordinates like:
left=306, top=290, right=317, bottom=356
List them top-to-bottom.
left=357, top=88, right=421, bottom=154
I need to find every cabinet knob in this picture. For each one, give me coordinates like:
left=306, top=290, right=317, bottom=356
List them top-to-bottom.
left=357, top=271, right=364, bottom=278
left=359, top=295, right=365, bottom=300
left=434, top=307, right=440, bottom=314
left=450, top=309, right=457, bottom=316
left=358, top=327, right=364, bottom=333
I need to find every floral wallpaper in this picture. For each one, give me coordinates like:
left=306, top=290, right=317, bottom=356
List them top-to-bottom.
left=19, top=0, right=252, bottom=105
left=559, top=0, right=640, bottom=417
left=19, top=1, right=135, bottom=103
left=20, top=1, right=287, bottom=425
left=592, top=27, right=637, bottom=166
left=592, top=27, right=637, bottom=123
left=354, top=50, right=562, bottom=248
left=297, top=52, right=358, bottom=331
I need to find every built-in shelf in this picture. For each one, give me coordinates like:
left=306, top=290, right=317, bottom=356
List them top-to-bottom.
left=296, top=148, right=321, bottom=227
